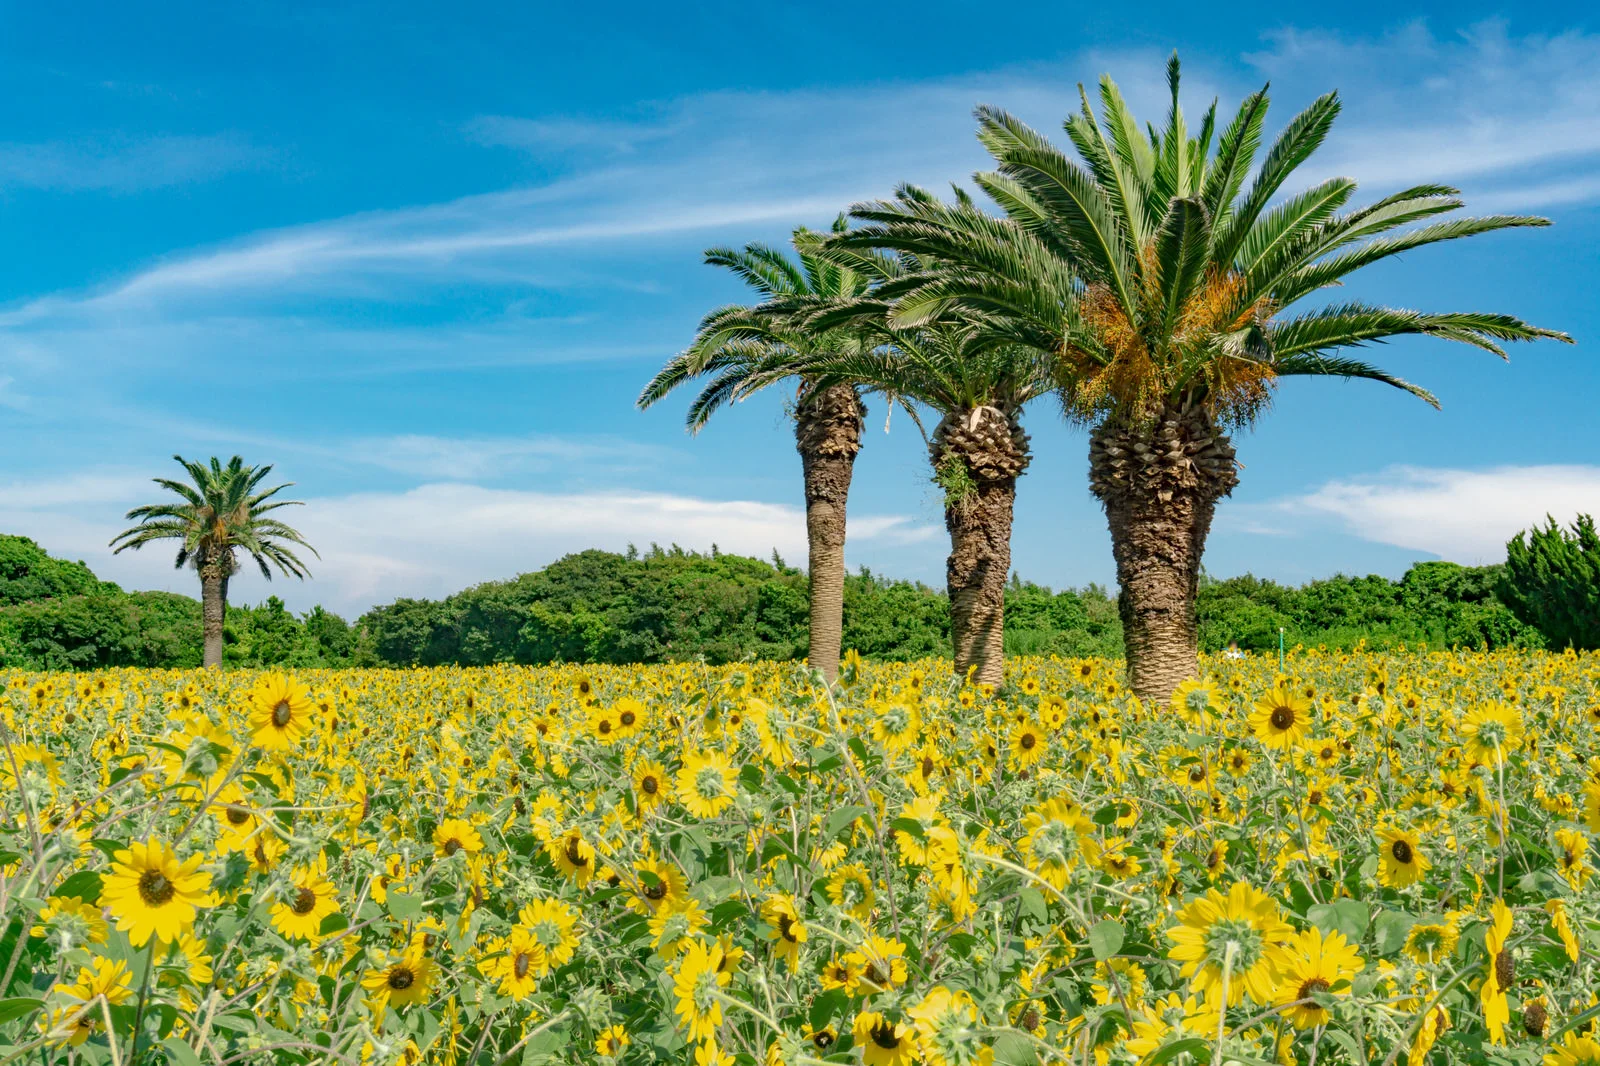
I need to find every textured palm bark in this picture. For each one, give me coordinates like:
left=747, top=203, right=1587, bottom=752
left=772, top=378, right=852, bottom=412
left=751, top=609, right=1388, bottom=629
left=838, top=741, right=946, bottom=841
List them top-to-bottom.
left=795, top=382, right=864, bottom=684
left=1089, top=403, right=1238, bottom=701
left=934, top=409, right=1030, bottom=687
left=200, top=560, right=229, bottom=669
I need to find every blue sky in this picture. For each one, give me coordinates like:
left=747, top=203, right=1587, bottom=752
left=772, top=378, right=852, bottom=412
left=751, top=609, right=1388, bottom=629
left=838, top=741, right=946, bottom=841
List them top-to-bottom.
left=1, top=3, right=1597, bottom=617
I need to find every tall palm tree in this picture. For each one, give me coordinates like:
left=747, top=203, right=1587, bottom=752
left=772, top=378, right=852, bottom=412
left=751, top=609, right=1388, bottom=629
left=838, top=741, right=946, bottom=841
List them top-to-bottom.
left=829, top=57, right=1570, bottom=700
left=788, top=193, right=1053, bottom=684
left=638, top=219, right=876, bottom=683
left=111, top=455, right=317, bottom=668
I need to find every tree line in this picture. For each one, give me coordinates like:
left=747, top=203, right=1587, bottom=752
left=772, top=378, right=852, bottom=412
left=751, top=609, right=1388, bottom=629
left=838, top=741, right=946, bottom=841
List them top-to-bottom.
left=13, top=528, right=1595, bottom=672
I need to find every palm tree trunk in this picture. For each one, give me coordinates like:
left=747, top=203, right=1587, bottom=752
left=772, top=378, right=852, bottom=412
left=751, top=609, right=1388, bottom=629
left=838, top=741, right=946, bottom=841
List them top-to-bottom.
left=795, top=382, right=864, bottom=684
left=1089, top=402, right=1238, bottom=701
left=934, top=409, right=1030, bottom=687
left=200, top=563, right=227, bottom=669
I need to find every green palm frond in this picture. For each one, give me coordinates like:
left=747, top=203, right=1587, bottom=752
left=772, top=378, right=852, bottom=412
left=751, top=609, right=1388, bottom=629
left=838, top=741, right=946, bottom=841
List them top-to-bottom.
left=111, top=454, right=317, bottom=582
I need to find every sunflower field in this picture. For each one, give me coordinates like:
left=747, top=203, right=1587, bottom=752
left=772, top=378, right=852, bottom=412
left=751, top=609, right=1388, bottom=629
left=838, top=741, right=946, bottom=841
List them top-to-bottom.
left=1, top=650, right=1598, bottom=1066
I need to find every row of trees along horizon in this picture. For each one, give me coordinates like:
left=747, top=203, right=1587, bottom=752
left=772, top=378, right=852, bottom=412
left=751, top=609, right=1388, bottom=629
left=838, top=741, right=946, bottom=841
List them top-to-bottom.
left=78, top=57, right=1583, bottom=699
left=7, top=520, right=1600, bottom=671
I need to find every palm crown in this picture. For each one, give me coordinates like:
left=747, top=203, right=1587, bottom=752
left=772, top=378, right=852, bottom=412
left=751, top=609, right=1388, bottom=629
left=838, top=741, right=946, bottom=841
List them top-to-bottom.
left=832, top=56, right=1571, bottom=427
left=637, top=216, right=882, bottom=426
left=111, top=455, right=316, bottom=579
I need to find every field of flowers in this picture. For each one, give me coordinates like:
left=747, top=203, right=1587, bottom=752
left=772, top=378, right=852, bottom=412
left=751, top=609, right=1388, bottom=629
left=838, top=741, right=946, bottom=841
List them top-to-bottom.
left=1, top=650, right=1598, bottom=1066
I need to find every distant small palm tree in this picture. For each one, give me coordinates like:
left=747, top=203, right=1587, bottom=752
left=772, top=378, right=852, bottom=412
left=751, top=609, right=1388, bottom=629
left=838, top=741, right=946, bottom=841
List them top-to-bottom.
left=111, top=456, right=317, bottom=668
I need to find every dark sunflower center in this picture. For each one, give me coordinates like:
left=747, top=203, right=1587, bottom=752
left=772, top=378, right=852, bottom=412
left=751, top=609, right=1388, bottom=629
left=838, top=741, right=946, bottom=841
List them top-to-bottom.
left=272, top=700, right=292, bottom=728
left=1270, top=706, right=1294, bottom=730
left=620, top=711, right=636, bottom=727
left=1020, top=733, right=1036, bottom=750
left=1188, top=766, right=1206, bottom=783
left=641, top=776, right=659, bottom=795
left=226, top=806, right=251, bottom=825
left=565, top=838, right=587, bottom=866
left=443, top=839, right=462, bottom=856
left=1390, top=839, right=1414, bottom=864
left=1206, top=848, right=1220, bottom=869
left=138, top=869, right=176, bottom=906
left=644, top=881, right=668, bottom=900
left=292, top=887, right=317, bottom=914
left=778, top=914, right=797, bottom=941
left=1495, top=949, right=1514, bottom=988
left=513, top=951, right=531, bottom=979
left=865, top=963, right=886, bottom=986
left=387, top=967, right=415, bottom=990
left=1297, top=977, right=1331, bottom=1001
left=1021, top=1008, right=1041, bottom=1031
left=870, top=1022, right=901, bottom=1050
left=812, top=1031, right=835, bottom=1050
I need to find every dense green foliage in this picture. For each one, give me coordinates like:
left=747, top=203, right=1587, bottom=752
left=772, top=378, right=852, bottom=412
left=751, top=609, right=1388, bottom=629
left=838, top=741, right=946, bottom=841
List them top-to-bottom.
left=1500, top=513, right=1600, bottom=650
left=0, top=532, right=1549, bottom=670
left=0, top=535, right=107, bottom=605
left=0, top=535, right=354, bottom=670
left=1195, top=561, right=1542, bottom=652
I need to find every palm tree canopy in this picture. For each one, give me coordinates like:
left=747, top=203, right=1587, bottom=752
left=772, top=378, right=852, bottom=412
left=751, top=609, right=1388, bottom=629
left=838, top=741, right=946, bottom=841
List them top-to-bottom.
left=826, top=55, right=1571, bottom=428
left=636, top=216, right=884, bottom=429
left=110, top=455, right=318, bottom=581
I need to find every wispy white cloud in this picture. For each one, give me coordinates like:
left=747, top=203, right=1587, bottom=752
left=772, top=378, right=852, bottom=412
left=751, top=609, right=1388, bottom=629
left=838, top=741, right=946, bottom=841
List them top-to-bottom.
left=1245, top=21, right=1600, bottom=200
left=466, top=114, right=685, bottom=154
left=0, top=133, right=263, bottom=193
left=346, top=433, right=671, bottom=479
left=1230, top=464, right=1600, bottom=564
left=1, top=478, right=938, bottom=615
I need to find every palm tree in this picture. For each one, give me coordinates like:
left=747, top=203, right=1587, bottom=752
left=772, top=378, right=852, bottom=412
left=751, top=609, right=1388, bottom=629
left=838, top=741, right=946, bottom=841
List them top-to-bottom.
left=829, top=56, right=1570, bottom=700
left=790, top=193, right=1053, bottom=684
left=638, top=220, right=877, bottom=683
left=111, top=455, right=317, bottom=668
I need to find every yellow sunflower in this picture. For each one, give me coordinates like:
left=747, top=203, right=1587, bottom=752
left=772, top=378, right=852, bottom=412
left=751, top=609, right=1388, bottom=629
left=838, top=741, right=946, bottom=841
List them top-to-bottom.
left=248, top=673, right=313, bottom=751
left=1170, top=677, right=1225, bottom=726
left=1249, top=685, right=1312, bottom=750
left=612, top=697, right=648, bottom=738
left=1460, top=702, right=1524, bottom=765
left=1009, top=719, right=1048, bottom=768
left=677, top=750, right=737, bottom=819
left=631, top=759, right=672, bottom=815
left=1020, top=796, right=1089, bottom=890
left=433, top=817, right=484, bottom=858
left=1376, top=827, right=1430, bottom=888
left=547, top=828, right=596, bottom=887
left=100, top=838, right=212, bottom=946
left=628, top=858, right=688, bottom=916
left=270, top=862, right=340, bottom=941
left=826, top=863, right=876, bottom=919
left=1166, top=881, right=1293, bottom=1006
left=760, top=894, right=807, bottom=972
left=519, top=897, right=578, bottom=974
left=1482, top=899, right=1514, bottom=1045
left=1402, top=919, right=1459, bottom=965
left=1271, top=925, right=1364, bottom=1029
left=489, top=927, right=543, bottom=999
left=845, top=936, right=907, bottom=995
left=672, top=939, right=729, bottom=1044
left=363, top=946, right=438, bottom=1012
left=853, top=1011, right=917, bottom=1066
left=595, top=1025, right=631, bottom=1058
left=1546, top=1032, right=1600, bottom=1066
